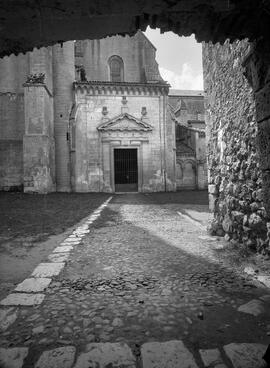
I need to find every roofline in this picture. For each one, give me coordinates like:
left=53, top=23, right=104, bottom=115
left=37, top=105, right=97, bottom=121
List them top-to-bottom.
left=139, top=30, right=157, bottom=51
left=74, top=80, right=169, bottom=87
left=169, top=89, right=205, bottom=97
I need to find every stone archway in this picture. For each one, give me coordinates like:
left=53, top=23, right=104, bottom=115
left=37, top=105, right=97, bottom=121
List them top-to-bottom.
left=0, top=0, right=269, bottom=243
left=0, top=1, right=269, bottom=57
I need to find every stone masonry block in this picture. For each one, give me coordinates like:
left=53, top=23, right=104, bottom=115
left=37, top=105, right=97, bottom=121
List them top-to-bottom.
left=31, top=262, right=65, bottom=278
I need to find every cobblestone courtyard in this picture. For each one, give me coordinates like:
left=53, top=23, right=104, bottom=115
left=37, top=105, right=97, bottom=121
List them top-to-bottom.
left=0, top=192, right=269, bottom=367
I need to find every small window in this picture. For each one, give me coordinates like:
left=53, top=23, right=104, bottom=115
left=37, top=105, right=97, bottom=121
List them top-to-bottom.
left=109, top=56, right=124, bottom=82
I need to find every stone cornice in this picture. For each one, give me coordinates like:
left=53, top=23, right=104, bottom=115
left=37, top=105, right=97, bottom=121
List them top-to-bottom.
left=74, top=81, right=169, bottom=96
left=23, top=83, right=53, bottom=97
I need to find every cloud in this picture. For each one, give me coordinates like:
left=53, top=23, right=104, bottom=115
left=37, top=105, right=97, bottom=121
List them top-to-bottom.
left=159, top=63, right=204, bottom=90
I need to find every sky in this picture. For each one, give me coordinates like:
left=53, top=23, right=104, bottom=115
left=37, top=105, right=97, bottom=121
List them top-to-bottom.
left=143, top=27, right=203, bottom=90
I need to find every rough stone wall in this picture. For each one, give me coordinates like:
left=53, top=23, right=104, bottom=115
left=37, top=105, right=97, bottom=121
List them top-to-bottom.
left=75, top=31, right=163, bottom=83
left=203, top=40, right=269, bottom=253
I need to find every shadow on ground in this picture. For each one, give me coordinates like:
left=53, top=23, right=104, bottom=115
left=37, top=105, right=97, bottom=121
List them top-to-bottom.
left=3, top=202, right=269, bottom=368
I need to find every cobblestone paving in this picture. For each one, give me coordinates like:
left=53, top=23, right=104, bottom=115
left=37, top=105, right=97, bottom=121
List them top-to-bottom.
left=0, top=193, right=269, bottom=367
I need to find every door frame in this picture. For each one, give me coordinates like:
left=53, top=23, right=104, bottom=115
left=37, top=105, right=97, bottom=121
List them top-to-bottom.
left=110, top=144, right=142, bottom=192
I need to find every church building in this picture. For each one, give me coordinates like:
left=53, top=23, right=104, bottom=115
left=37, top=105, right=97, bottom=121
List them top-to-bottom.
left=0, top=31, right=207, bottom=193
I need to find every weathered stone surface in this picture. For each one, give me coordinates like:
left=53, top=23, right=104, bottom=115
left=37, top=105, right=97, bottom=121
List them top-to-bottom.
left=204, top=40, right=269, bottom=253
left=208, top=184, right=217, bottom=194
left=198, top=235, right=217, bottom=242
left=62, top=239, right=81, bottom=243
left=60, top=241, right=81, bottom=246
left=53, top=245, right=74, bottom=253
left=48, top=253, right=70, bottom=262
left=31, top=262, right=65, bottom=277
left=244, top=266, right=256, bottom=276
left=257, top=275, right=270, bottom=288
left=15, top=278, right=51, bottom=292
left=0, top=293, right=45, bottom=306
left=237, top=299, right=265, bottom=316
left=0, top=308, right=17, bottom=332
left=32, top=325, right=45, bottom=334
left=141, top=340, right=198, bottom=368
left=74, top=343, right=136, bottom=368
left=224, top=343, right=267, bottom=368
left=35, top=346, right=76, bottom=368
left=0, top=347, right=28, bottom=368
left=199, top=348, right=227, bottom=368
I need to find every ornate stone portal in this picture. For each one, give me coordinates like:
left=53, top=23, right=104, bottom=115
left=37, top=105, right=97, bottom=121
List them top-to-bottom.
left=97, top=112, right=153, bottom=192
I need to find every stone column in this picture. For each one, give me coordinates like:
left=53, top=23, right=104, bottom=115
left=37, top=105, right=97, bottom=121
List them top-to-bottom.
left=243, top=39, right=270, bottom=216
left=52, top=42, right=75, bottom=192
left=23, top=83, right=55, bottom=193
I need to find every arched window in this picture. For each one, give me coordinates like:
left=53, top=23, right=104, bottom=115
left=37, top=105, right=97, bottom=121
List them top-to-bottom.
left=109, top=56, right=124, bottom=82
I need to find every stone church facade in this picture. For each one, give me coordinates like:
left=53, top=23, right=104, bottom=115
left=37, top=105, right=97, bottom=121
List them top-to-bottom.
left=0, top=32, right=206, bottom=193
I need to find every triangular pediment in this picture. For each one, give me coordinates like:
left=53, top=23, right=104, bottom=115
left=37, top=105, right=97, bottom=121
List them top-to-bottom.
left=97, top=113, right=153, bottom=132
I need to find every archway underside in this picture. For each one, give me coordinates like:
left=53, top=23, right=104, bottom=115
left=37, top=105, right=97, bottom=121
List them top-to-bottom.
left=1, top=0, right=270, bottom=57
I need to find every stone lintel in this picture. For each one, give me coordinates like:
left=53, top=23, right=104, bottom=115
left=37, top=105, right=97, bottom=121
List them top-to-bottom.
left=101, top=138, right=148, bottom=143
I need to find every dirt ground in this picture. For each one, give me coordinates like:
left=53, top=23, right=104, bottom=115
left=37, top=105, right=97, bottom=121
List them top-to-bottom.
left=0, top=192, right=110, bottom=299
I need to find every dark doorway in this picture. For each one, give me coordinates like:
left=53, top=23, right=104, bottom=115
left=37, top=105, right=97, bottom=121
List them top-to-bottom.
left=114, top=148, right=138, bottom=192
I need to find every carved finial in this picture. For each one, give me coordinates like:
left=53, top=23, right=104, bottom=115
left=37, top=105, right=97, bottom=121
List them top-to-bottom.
left=80, top=67, right=87, bottom=82
left=121, top=96, right=129, bottom=114
left=122, top=96, right=127, bottom=105
left=102, top=106, right=108, bottom=116
left=141, top=106, right=147, bottom=116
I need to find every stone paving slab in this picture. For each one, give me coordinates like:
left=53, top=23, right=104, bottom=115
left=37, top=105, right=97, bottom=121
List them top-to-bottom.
left=61, top=239, right=82, bottom=244
left=60, top=241, right=81, bottom=246
left=53, top=246, right=73, bottom=253
left=48, top=253, right=70, bottom=263
left=31, top=263, right=65, bottom=278
left=15, top=278, right=51, bottom=293
left=0, top=293, right=45, bottom=306
left=237, top=299, right=265, bottom=316
left=0, top=308, right=17, bottom=332
left=141, top=340, right=199, bottom=368
left=73, top=343, right=136, bottom=368
left=223, top=343, right=267, bottom=368
left=34, top=346, right=76, bottom=368
left=0, top=347, right=28, bottom=368
left=199, top=348, right=228, bottom=367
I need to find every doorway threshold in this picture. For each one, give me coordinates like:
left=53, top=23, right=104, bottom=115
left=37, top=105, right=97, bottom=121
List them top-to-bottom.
left=115, top=192, right=139, bottom=194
